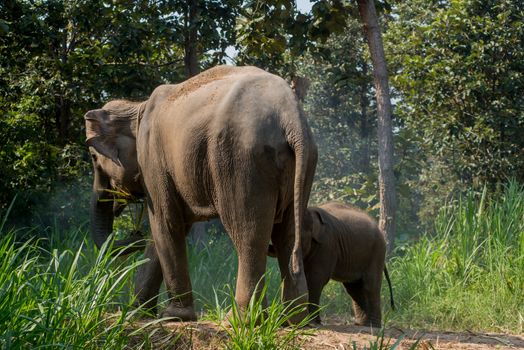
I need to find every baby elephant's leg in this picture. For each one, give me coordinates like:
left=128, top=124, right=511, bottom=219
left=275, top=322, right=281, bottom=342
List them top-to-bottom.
left=305, top=268, right=329, bottom=325
left=343, top=279, right=381, bottom=328
left=343, top=280, right=368, bottom=325
left=307, top=282, right=323, bottom=324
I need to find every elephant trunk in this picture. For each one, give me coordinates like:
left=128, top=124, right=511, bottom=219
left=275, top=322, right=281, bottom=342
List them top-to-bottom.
left=90, top=191, right=146, bottom=255
left=90, top=191, right=114, bottom=249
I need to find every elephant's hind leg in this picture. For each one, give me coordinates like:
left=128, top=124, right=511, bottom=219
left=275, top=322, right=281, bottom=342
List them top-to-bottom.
left=219, top=195, right=277, bottom=320
left=343, top=280, right=381, bottom=328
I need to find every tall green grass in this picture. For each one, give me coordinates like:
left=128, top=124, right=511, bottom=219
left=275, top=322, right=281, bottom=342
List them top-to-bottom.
left=1, top=182, right=522, bottom=348
left=388, top=182, right=524, bottom=332
left=0, top=216, right=292, bottom=349
left=0, top=229, right=151, bottom=348
left=217, top=283, right=314, bottom=350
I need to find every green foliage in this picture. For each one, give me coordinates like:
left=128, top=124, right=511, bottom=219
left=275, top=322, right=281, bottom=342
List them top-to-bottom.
left=0, top=0, right=242, bottom=218
left=1, top=0, right=179, bottom=216
left=156, top=0, right=241, bottom=67
left=235, top=0, right=303, bottom=74
left=235, top=0, right=352, bottom=75
left=386, top=0, right=524, bottom=185
left=311, top=173, right=380, bottom=218
left=388, top=182, right=524, bottom=332
left=0, top=229, right=151, bottom=348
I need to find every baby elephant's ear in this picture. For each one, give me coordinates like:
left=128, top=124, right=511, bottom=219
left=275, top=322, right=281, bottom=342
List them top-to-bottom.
left=310, top=208, right=328, bottom=244
left=312, top=208, right=328, bottom=225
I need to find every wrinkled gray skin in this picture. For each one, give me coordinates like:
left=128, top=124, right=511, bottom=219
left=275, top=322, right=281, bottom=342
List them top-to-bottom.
left=84, top=66, right=317, bottom=323
left=270, top=202, right=393, bottom=327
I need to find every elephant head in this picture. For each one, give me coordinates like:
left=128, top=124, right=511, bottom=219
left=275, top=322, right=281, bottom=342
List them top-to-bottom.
left=84, top=100, right=147, bottom=253
left=268, top=208, right=327, bottom=259
left=301, top=208, right=328, bottom=257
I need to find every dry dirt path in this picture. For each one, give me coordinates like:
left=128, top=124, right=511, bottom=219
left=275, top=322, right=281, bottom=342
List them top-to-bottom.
left=131, top=320, right=524, bottom=349
left=307, top=323, right=524, bottom=350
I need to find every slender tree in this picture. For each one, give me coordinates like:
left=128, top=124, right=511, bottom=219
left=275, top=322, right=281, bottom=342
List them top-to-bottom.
left=184, top=0, right=200, bottom=77
left=357, top=0, right=396, bottom=251
left=359, top=63, right=371, bottom=173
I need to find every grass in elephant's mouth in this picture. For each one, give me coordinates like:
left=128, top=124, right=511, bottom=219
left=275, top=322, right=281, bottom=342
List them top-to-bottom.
left=0, top=182, right=522, bottom=348
left=101, top=188, right=147, bottom=233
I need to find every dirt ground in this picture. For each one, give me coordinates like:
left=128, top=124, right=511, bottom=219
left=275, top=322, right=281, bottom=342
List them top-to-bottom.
left=130, top=319, right=524, bottom=349
left=307, top=323, right=524, bottom=350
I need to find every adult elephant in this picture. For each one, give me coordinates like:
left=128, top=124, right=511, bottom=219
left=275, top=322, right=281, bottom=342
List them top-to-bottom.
left=84, top=66, right=317, bottom=322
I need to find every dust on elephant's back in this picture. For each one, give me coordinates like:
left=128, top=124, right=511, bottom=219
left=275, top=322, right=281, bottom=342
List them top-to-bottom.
left=147, top=73, right=296, bottom=217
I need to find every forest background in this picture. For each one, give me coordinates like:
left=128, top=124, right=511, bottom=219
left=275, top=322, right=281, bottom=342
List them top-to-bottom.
left=1, top=0, right=523, bottom=346
left=1, top=0, right=522, bottom=237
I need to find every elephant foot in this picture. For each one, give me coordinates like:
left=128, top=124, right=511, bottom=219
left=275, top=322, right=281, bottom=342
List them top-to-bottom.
left=133, top=297, right=158, bottom=317
left=160, top=304, right=197, bottom=322
left=223, top=307, right=251, bottom=326
left=309, top=316, right=322, bottom=327
left=355, top=318, right=381, bottom=329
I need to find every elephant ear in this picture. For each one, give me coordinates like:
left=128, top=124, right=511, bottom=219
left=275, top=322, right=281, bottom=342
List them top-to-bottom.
left=85, top=109, right=121, bottom=166
left=310, top=208, right=328, bottom=244
left=313, top=208, right=329, bottom=225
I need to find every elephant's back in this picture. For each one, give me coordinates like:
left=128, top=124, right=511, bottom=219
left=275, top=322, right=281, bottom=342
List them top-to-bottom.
left=165, top=65, right=269, bottom=102
left=138, top=66, right=299, bottom=220
left=145, top=66, right=295, bottom=136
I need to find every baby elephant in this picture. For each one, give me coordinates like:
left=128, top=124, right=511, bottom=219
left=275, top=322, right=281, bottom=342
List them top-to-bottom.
left=270, top=202, right=394, bottom=327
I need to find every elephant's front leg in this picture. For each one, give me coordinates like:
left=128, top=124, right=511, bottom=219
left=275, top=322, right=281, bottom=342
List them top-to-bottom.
left=148, top=209, right=196, bottom=321
left=134, top=242, right=163, bottom=314
left=304, top=261, right=330, bottom=325
left=344, top=279, right=381, bottom=328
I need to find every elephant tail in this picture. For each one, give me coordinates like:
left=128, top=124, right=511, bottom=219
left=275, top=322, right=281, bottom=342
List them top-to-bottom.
left=286, top=112, right=312, bottom=283
left=384, top=266, right=395, bottom=310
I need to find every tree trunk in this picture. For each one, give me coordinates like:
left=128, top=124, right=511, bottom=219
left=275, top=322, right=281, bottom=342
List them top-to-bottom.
left=184, top=0, right=200, bottom=78
left=357, top=0, right=397, bottom=252
left=359, top=63, right=371, bottom=173
left=54, top=95, right=71, bottom=144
